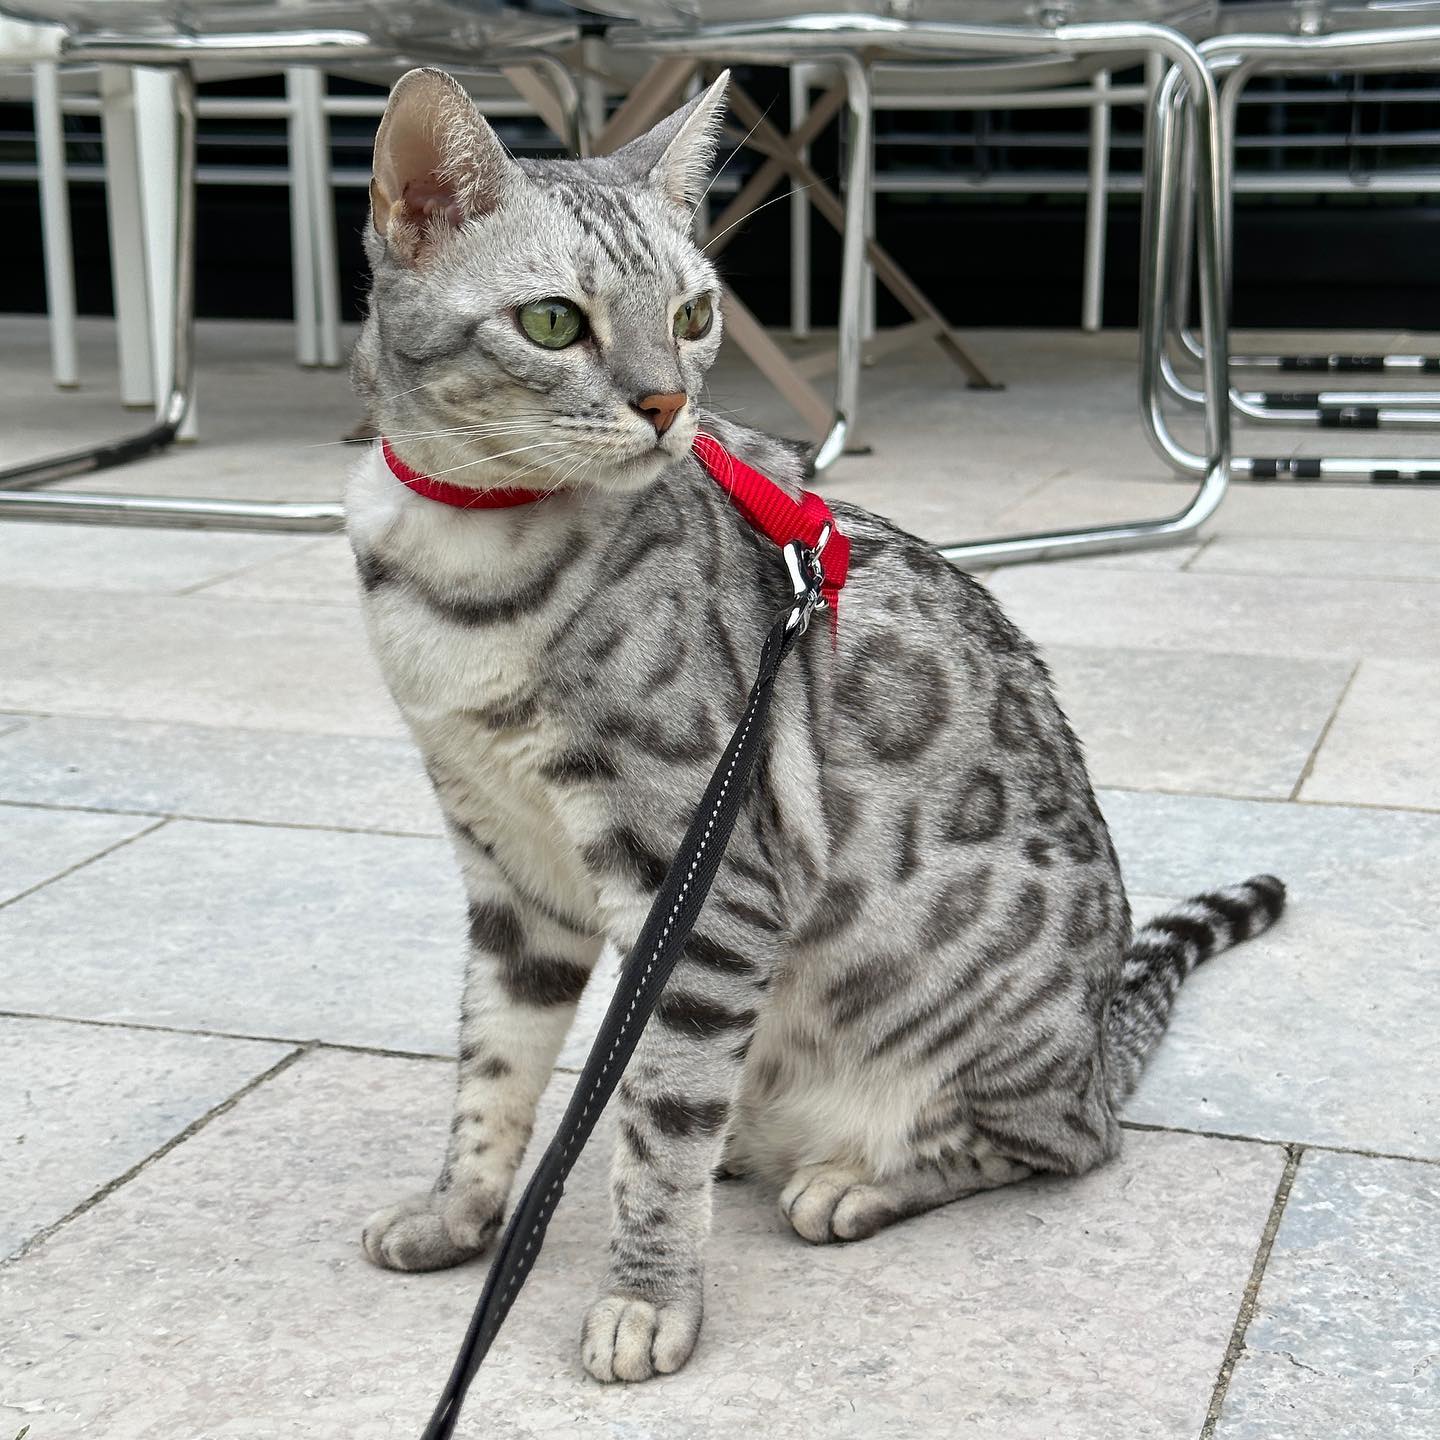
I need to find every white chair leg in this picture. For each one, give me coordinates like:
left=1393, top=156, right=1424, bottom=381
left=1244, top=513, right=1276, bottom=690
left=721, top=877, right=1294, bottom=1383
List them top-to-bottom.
left=579, top=34, right=608, bottom=143
left=33, top=60, right=78, bottom=388
left=99, top=64, right=153, bottom=409
left=789, top=64, right=811, bottom=339
left=135, top=65, right=196, bottom=438
left=285, top=67, right=319, bottom=367
left=1082, top=69, right=1112, bottom=332
left=301, top=70, right=342, bottom=368
left=862, top=105, right=876, bottom=343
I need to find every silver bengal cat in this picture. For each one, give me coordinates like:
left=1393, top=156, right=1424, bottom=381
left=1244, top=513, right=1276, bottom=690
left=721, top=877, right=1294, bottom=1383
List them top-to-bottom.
left=346, top=68, right=1285, bottom=1383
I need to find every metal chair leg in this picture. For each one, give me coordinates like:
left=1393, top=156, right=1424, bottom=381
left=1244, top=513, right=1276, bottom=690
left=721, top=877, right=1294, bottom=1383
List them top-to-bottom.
left=938, top=32, right=1230, bottom=568
left=1164, top=46, right=1440, bottom=439
left=810, top=53, right=870, bottom=473
left=1148, top=54, right=1440, bottom=487
left=33, top=60, right=79, bottom=389
left=788, top=63, right=812, bottom=339
left=98, top=64, right=153, bottom=409
left=1081, top=68, right=1110, bottom=333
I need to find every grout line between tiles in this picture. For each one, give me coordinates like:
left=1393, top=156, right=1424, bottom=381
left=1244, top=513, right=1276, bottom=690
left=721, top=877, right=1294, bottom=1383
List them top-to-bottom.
left=172, top=534, right=337, bottom=597
left=1193, top=563, right=1440, bottom=585
left=1289, top=660, right=1361, bottom=803
left=0, top=705, right=405, bottom=746
left=1094, top=780, right=1440, bottom=818
left=2, top=782, right=1438, bottom=845
left=0, top=797, right=443, bottom=841
left=0, top=816, right=170, bottom=913
left=1, top=1007, right=1434, bottom=1170
left=0, top=1008, right=455, bottom=1063
left=0, top=1045, right=310, bottom=1270
left=1119, top=1118, right=1436, bottom=1169
left=1197, top=1144, right=1304, bottom=1440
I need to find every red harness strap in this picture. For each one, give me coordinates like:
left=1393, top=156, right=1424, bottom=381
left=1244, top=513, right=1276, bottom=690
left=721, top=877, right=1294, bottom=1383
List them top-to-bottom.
left=381, top=433, right=850, bottom=623
left=690, top=433, right=849, bottom=620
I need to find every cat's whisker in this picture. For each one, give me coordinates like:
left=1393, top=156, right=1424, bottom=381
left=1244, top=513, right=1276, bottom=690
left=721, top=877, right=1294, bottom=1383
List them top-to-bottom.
left=691, top=102, right=775, bottom=221
left=701, top=182, right=818, bottom=254
left=296, top=420, right=557, bottom=453
left=422, top=440, right=574, bottom=480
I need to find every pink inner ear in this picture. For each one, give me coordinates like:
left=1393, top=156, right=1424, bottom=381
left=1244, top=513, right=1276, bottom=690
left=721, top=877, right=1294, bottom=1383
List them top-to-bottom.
left=402, top=175, right=463, bottom=228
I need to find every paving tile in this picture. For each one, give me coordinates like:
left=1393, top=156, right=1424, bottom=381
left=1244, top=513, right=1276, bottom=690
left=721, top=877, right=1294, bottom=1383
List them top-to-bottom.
left=991, top=473, right=1440, bottom=543
left=0, top=521, right=310, bottom=595
left=191, top=535, right=364, bottom=606
left=1191, top=535, right=1440, bottom=582
left=1050, top=542, right=1203, bottom=572
left=988, top=567, right=1440, bottom=660
left=0, top=586, right=402, bottom=737
left=1044, top=645, right=1351, bottom=798
left=1301, top=660, right=1440, bottom=812
left=0, top=715, right=441, bottom=834
left=1103, top=789, right=1440, bottom=1160
left=0, top=802, right=156, bottom=904
left=0, top=820, right=462, bottom=1052
left=0, top=1016, right=293, bottom=1258
left=2, top=1048, right=1282, bottom=1439
left=1216, top=1151, right=1440, bottom=1440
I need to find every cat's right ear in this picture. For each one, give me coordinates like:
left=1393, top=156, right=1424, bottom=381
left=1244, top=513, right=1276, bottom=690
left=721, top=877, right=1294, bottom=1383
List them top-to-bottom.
left=370, top=68, right=519, bottom=264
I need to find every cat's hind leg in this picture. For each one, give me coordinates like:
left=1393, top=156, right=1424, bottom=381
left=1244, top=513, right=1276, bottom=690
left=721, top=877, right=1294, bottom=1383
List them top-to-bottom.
left=780, top=1145, right=1031, bottom=1245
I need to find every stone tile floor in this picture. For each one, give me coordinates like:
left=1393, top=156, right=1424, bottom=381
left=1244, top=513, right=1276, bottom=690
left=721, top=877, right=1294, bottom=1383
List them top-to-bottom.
left=1, top=316, right=1436, bottom=1438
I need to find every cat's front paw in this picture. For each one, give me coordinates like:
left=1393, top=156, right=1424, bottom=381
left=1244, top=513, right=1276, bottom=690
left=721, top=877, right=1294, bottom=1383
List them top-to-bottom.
left=361, top=1188, right=501, bottom=1272
left=580, top=1292, right=703, bottom=1382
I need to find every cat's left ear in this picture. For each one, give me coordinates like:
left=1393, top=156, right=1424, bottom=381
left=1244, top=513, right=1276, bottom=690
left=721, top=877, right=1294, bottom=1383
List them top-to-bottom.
left=615, top=70, right=730, bottom=210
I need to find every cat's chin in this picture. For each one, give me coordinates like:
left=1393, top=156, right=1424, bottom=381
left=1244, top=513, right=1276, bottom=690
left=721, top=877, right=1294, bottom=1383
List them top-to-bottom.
left=581, top=445, right=684, bottom=495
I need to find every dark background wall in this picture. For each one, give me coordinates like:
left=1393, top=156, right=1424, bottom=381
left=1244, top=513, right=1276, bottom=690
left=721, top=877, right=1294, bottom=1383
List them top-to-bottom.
left=3, top=66, right=1438, bottom=331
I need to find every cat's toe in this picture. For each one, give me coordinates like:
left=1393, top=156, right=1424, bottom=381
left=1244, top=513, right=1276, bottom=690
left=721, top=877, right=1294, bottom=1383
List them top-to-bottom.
left=781, top=1164, right=892, bottom=1244
left=361, top=1190, right=500, bottom=1272
left=581, top=1293, right=702, bottom=1383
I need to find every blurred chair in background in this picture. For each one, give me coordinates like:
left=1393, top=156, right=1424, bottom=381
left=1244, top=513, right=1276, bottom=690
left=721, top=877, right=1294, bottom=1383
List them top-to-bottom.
left=0, top=0, right=580, bottom=527
left=585, top=0, right=1235, bottom=566
left=1151, top=0, right=1440, bottom=486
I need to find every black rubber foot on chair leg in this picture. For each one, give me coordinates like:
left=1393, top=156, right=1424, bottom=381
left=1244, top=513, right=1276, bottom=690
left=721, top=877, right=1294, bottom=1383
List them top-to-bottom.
left=967, top=381, right=1006, bottom=392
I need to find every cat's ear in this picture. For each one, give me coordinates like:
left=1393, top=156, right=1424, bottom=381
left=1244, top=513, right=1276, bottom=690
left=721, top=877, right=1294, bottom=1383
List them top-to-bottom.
left=370, top=67, right=520, bottom=263
left=614, top=70, right=730, bottom=210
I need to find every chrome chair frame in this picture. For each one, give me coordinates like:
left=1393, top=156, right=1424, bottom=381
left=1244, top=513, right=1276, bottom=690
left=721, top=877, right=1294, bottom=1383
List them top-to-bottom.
left=617, top=15, right=1232, bottom=566
left=0, top=19, right=581, bottom=530
left=1148, top=27, right=1440, bottom=485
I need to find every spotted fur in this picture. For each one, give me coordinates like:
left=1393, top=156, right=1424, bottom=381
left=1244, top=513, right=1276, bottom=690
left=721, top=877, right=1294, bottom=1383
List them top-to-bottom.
left=349, top=68, right=1286, bottom=1383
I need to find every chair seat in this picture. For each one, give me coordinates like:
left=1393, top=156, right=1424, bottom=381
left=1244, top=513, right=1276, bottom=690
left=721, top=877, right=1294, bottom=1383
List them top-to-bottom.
left=577, top=0, right=1214, bottom=36
left=1211, top=0, right=1440, bottom=36
left=2, top=1, right=574, bottom=59
left=799, top=51, right=1142, bottom=96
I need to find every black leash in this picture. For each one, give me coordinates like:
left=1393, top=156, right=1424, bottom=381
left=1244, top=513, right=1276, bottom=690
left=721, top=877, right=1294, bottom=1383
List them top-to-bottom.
left=419, top=539, right=829, bottom=1440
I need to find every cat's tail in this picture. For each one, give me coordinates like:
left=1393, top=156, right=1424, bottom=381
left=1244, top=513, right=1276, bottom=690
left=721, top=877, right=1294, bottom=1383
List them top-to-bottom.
left=1106, top=874, right=1286, bottom=1104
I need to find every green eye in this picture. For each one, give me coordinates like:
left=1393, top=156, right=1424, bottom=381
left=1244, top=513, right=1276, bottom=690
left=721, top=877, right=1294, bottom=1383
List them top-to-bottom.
left=674, top=295, right=714, bottom=342
left=520, top=298, right=585, bottom=349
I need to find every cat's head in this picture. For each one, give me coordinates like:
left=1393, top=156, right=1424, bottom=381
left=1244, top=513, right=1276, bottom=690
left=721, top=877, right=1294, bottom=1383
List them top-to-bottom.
left=355, top=67, right=729, bottom=496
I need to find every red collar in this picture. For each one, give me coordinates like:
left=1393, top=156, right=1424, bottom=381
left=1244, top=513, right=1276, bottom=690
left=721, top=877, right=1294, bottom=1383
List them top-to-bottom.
left=381, top=432, right=850, bottom=617
left=381, top=438, right=553, bottom=508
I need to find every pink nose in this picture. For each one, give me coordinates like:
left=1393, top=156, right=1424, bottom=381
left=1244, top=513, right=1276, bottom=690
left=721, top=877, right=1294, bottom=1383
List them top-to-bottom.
left=634, top=391, right=686, bottom=436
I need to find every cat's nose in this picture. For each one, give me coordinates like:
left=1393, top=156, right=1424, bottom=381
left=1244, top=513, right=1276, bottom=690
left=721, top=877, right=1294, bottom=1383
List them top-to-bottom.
left=632, top=391, right=687, bottom=437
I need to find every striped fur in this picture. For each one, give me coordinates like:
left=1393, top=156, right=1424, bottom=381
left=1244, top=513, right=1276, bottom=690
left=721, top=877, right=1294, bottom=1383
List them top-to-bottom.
left=348, top=69, right=1288, bottom=1386
left=1107, top=875, right=1287, bottom=1102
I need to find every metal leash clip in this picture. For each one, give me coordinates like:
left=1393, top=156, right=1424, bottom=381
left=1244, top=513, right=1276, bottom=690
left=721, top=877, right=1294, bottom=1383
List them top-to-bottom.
left=782, top=522, right=831, bottom=636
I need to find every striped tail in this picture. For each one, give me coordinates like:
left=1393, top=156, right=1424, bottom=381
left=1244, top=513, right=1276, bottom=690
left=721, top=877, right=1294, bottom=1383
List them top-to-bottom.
left=1107, top=874, right=1286, bottom=1103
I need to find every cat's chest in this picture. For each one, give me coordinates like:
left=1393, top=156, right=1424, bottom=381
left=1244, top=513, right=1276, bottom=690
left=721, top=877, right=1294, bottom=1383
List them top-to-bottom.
left=347, top=462, right=591, bottom=827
